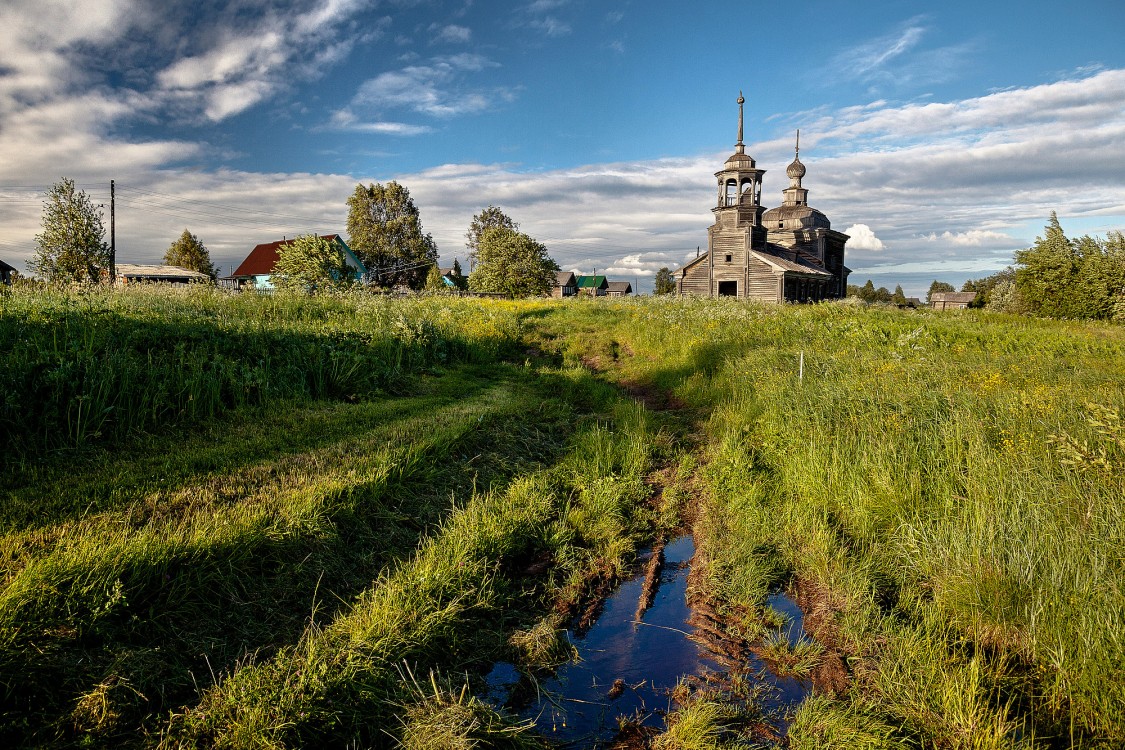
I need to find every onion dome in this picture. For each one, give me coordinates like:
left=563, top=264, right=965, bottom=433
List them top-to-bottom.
left=786, top=130, right=805, bottom=181
left=786, top=156, right=806, bottom=180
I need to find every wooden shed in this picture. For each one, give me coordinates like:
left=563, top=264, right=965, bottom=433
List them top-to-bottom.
left=110, top=263, right=211, bottom=286
left=931, top=291, right=977, bottom=310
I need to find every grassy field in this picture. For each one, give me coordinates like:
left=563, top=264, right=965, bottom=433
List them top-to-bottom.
left=2, top=286, right=1123, bottom=748
left=538, top=297, right=1125, bottom=749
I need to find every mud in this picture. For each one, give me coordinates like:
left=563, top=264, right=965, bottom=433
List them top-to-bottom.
left=633, top=539, right=665, bottom=623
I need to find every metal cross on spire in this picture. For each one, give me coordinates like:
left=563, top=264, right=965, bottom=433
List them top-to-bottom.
left=736, top=91, right=745, bottom=153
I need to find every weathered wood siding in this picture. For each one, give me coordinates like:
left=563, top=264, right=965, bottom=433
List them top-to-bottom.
left=746, top=259, right=778, bottom=300
left=680, top=261, right=712, bottom=296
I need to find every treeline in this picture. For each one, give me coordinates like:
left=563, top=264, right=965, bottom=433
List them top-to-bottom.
left=22, top=178, right=560, bottom=297
left=962, top=213, right=1125, bottom=321
left=847, top=280, right=910, bottom=305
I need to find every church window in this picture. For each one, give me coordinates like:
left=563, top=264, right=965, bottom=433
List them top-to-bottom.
left=725, top=254, right=732, bottom=263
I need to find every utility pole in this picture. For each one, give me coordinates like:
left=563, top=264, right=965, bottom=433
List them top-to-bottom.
left=110, top=179, right=116, bottom=282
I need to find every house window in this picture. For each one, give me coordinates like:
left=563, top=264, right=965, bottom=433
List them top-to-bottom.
left=725, top=254, right=732, bottom=263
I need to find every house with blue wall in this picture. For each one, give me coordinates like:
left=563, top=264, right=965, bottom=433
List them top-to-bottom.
left=225, top=235, right=365, bottom=289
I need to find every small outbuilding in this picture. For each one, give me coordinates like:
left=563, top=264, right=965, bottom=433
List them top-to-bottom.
left=110, top=263, right=211, bottom=286
left=606, top=281, right=633, bottom=297
left=931, top=291, right=977, bottom=310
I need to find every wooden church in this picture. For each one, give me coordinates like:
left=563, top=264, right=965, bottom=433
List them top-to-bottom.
left=678, top=93, right=850, bottom=301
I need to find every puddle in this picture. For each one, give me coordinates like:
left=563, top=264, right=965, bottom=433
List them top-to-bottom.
left=489, top=535, right=813, bottom=746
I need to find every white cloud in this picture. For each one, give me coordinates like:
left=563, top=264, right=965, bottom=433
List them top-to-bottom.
left=153, top=0, right=377, bottom=123
left=526, top=0, right=569, bottom=11
left=529, top=16, right=571, bottom=37
left=826, top=17, right=973, bottom=91
left=431, top=24, right=472, bottom=44
left=334, top=54, right=511, bottom=121
left=2, top=58, right=1124, bottom=299
left=843, top=224, right=885, bottom=251
left=923, top=229, right=1015, bottom=246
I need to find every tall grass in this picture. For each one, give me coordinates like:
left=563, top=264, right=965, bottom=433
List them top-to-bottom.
left=0, top=285, right=522, bottom=459
left=1, top=287, right=659, bottom=747
left=546, top=297, right=1125, bottom=746
left=161, top=380, right=654, bottom=748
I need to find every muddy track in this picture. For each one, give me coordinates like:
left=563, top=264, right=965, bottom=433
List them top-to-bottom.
left=550, top=336, right=853, bottom=745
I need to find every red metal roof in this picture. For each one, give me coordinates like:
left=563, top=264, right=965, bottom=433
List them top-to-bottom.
left=231, top=234, right=342, bottom=278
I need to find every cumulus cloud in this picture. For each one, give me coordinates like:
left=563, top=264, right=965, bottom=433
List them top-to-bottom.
left=153, top=0, right=380, bottom=123
left=2, top=52, right=1124, bottom=299
left=332, top=54, right=512, bottom=123
left=843, top=224, right=886, bottom=251
left=923, top=229, right=1015, bottom=246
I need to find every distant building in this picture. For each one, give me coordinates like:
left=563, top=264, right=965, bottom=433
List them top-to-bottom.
left=679, top=93, right=850, bottom=302
left=225, top=234, right=365, bottom=289
left=0, top=258, right=16, bottom=285
left=107, top=263, right=211, bottom=286
left=553, top=271, right=578, bottom=297
left=576, top=275, right=608, bottom=296
left=606, top=281, right=633, bottom=297
left=931, top=291, right=977, bottom=310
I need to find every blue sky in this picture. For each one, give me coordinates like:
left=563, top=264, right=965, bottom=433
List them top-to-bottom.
left=1, top=0, right=1123, bottom=294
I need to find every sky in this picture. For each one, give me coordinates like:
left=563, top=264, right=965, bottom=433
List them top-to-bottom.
left=1, top=0, right=1123, bottom=295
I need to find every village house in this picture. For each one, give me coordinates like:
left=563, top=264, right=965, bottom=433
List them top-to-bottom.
left=678, top=94, right=850, bottom=301
left=224, top=234, right=365, bottom=289
left=0, top=258, right=16, bottom=285
left=553, top=271, right=578, bottom=297
left=576, top=275, right=609, bottom=296
left=606, top=281, right=633, bottom=297
left=930, top=291, right=977, bottom=310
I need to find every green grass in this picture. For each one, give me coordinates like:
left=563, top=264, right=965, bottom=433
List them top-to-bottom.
left=0, top=285, right=522, bottom=460
left=6, top=288, right=1123, bottom=748
left=0, top=289, right=660, bottom=747
left=538, top=296, right=1125, bottom=747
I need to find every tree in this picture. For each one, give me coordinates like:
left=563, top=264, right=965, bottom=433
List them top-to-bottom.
left=29, top=178, right=109, bottom=283
left=347, top=181, right=438, bottom=289
left=466, top=206, right=518, bottom=267
left=1014, top=212, right=1077, bottom=318
left=468, top=226, right=557, bottom=297
left=164, top=229, right=216, bottom=279
left=271, top=234, right=355, bottom=293
left=450, top=258, right=468, bottom=290
left=424, top=264, right=447, bottom=292
left=654, top=267, right=676, bottom=295
left=963, top=268, right=1014, bottom=308
left=984, top=275, right=1027, bottom=314
left=858, top=279, right=877, bottom=302
left=926, top=280, right=955, bottom=304
left=892, top=284, right=907, bottom=306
